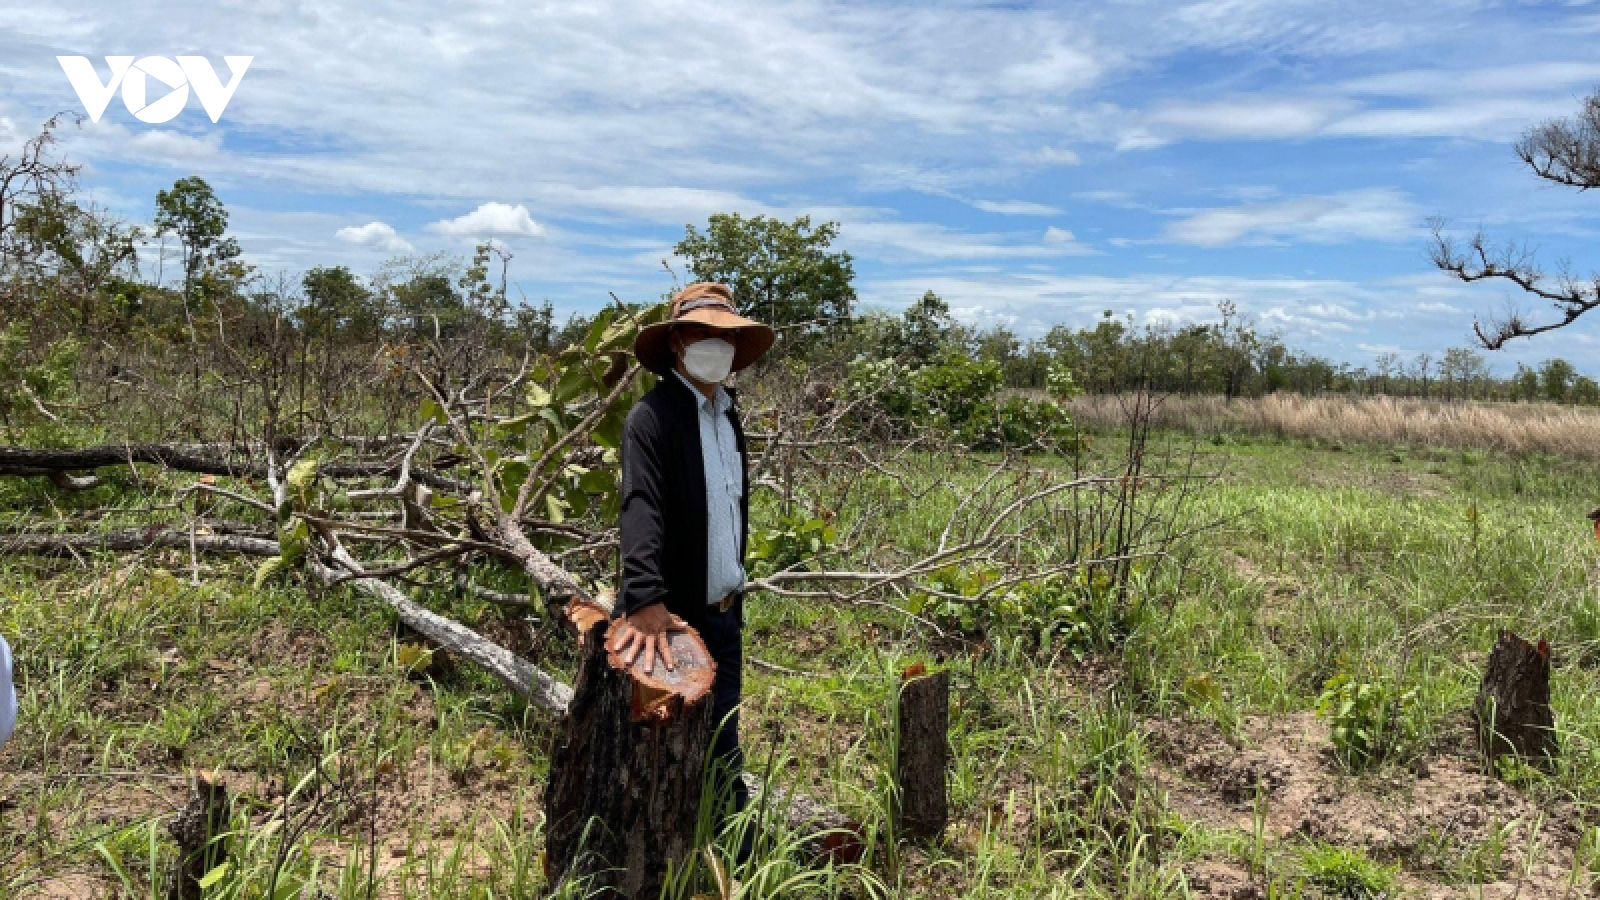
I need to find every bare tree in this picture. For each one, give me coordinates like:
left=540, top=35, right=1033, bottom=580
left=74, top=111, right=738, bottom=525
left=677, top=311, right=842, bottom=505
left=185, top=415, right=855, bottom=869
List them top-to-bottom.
left=1431, top=91, right=1600, bottom=348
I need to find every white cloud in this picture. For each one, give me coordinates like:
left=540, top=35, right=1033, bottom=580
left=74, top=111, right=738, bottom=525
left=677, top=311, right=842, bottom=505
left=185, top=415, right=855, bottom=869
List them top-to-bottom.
left=1341, top=62, right=1600, bottom=97
left=1145, top=98, right=1348, bottom=140
left=1022, top=146, right=1081, bottom=165
left=1162, top=189, right=1417, bottom=246
left=973, top=200, right=1061, bottom=215
left=427, top=202, right=546, bottom=238
left=335, top=221, right=414, bottom=254
left=844, top=221, right=1094, bottom=260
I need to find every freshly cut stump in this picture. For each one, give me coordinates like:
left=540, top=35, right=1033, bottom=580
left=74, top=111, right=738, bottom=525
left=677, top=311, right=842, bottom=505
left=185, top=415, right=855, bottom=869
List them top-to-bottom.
left=544, top=602, right=716, bottom=899
left=1475, top=631, right=1556, bottom=770
left=895, top=669, right=950, bottom=837
left=165, top=773, right=229, bottom=900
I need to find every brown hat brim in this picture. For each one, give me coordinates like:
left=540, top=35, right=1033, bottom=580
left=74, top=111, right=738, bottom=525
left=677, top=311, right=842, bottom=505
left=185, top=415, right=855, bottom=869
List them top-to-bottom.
left=634, top=307, right=775, bottom=376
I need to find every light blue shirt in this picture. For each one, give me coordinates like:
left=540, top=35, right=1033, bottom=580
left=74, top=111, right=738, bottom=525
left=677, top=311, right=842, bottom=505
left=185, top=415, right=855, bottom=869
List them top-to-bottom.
left=674, top=371, right=746, bottom=604
left=0, top=634, right=14, bottom=748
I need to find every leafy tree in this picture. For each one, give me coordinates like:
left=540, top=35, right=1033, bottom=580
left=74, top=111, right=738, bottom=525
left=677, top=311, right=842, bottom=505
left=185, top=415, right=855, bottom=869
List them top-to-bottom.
left=154, top=176, right=242, bottom=303
left=12, top=196, right=141, bottom=327
left=674, top=213, right=855, bottom=347
left=300, top=266, right=375, bottom=338
left=897, top=290, right=956, bottom=365
left=1538, top=358, right=1575, bottom=403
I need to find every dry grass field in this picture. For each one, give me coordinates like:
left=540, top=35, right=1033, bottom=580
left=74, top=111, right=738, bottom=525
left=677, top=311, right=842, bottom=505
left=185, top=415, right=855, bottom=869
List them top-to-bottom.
left=1069, top=394, right=1600, bottom=459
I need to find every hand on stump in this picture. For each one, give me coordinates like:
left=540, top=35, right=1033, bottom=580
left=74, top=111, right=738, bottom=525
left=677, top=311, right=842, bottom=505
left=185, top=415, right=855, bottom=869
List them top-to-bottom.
left=608, top=603, right=688, bottom=675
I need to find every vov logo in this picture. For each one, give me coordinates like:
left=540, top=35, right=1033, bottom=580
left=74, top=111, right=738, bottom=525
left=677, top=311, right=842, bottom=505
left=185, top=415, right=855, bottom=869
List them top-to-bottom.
left=58, top=56, right=252, bottom=124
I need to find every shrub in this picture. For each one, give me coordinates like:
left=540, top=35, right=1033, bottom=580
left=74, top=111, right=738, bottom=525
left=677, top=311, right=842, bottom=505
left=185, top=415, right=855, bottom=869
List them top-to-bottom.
left=911, top=351, right=1001, bottom=428
left=962, top=395, right=1075, bottom=451
left=748, top=511, right=836, bottom=577
left=908, top=567, right=1096, bottom=657
left=1315, top=675, right=1416, bottom=770
left=1299, top=842, right=1398, bottom=899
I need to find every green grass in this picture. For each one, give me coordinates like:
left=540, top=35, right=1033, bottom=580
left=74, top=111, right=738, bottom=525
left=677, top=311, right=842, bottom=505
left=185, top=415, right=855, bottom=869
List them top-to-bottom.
left=4, top=430, right=1600, bottom=897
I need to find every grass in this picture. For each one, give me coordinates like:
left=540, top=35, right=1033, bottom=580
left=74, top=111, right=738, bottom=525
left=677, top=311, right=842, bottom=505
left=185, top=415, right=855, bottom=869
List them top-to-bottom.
left=1069, top=392, right=1600, bottom=459
left=3, top=424, right=1600, bottom=897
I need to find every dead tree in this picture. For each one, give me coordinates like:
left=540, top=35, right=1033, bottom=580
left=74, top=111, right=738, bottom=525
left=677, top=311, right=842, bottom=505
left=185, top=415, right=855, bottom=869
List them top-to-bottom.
left=1431, top=90, right=1600, bottom=347
left=1475, top=631, right=1557, bottom=770
left=894, top=668, right=949, bottom=838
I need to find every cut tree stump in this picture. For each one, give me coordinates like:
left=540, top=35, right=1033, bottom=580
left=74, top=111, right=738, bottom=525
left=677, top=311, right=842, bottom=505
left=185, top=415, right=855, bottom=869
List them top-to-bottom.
left=543, top=601, right=716, bottom=899
left=1475, top=631, right=1556, bottom=770
left=895, top=668, right=950, bottom=837
left=165, top=773, right=229, bottom=900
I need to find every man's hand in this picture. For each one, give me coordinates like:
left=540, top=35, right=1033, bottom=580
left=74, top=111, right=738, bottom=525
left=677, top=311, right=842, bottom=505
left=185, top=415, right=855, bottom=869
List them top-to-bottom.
left=608, top=603, right=688, bottom=674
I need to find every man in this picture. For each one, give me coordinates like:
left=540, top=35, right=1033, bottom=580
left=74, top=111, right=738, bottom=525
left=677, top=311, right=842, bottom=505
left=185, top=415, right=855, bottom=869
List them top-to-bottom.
left=609, top=281, right=774, bottom=827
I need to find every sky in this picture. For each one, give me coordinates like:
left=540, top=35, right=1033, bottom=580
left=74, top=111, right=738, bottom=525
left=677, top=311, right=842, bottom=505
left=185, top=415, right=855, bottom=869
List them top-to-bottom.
left=3, top=0, right=1599, bottom=374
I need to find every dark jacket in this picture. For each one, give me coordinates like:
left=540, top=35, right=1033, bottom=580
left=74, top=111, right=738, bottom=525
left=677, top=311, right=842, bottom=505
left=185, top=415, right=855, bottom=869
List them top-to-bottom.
left=618, top=371, right=749, bottom=625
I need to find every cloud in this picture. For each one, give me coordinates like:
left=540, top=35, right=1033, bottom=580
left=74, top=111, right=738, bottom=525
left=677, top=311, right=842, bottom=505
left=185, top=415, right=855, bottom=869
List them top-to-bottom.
left=1341, top=62, right=1600, bottom=97
left=1145, top=98, right=1348, bottom=140
left=1021, top=145, right=1081, bottom=165
left=1161, top=189, right=1417, bottom=246
left=973, top=200, right=1061, bottom=215
left=427, top=202, right=546, bottom=238
left=335, top=221, right=414, bottom=254
left=844, top=221, right=1094, bottom=260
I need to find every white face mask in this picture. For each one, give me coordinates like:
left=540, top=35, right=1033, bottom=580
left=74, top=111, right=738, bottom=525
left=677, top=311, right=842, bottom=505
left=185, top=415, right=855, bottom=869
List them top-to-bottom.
left=681, top=337, right=736, bottom=383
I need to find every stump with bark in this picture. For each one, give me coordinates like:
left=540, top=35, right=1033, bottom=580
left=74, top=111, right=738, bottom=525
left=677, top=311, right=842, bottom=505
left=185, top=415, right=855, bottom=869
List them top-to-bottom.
left=543, top=602, right=716, bottom=899
left=1475, top=631, right=1556, bottom=770
left=895, top=668, right=950, bottom=838
left=165, top=773, right=229, bottom=900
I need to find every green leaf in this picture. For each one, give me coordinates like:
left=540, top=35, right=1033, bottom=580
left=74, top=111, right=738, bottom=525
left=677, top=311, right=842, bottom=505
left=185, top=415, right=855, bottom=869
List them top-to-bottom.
left=583, top=307, right=618, bottom=353
left=555, top=365, right=593, bottom=404
left=527, top=383, right=552, bottom=407
left=420, top=399, right=447, bottom=424
left=592, top=404, right=626, bottom=449
left=286, top=457, right=320, bottom=492
left=578, top=467, right=614, bottom=494
left=564, top=482, right=590, bottom=517
left=545, top=493, right=567, bottom=524
left=278, top=519, right=310, bottom=564
left=253, top=555, right=290, bottom=590
left=198, top=863, right=231, bottom=889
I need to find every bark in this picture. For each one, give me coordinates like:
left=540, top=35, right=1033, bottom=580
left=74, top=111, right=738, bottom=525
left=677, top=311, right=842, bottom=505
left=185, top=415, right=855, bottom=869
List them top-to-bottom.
left=0, top=444, right=473, bottom=493
left=1, top=527, right=280, bottom=558
left=309, top=548, right=573, bottom=715
left=543, top=610, right=716, bottom=899
left=1476, top=631, right=1557, bottom=769
left=895, top=670, right=950, bottom=837
left=165, top=773, right=229, bottom=900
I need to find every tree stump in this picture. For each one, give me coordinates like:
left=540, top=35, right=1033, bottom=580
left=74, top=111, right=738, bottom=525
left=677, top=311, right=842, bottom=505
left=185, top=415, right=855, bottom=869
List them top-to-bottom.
left=543, top=602, right=716, bottom=899
left=1475, top=631, right=1556, bottom=770
left=894, top=668, right=949, bottom=838
left=165, top=773, right=229, bottom=900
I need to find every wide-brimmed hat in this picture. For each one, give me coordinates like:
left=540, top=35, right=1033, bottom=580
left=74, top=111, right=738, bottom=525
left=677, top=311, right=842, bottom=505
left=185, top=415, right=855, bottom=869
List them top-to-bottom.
left=633, top=282, right=775, bottom=376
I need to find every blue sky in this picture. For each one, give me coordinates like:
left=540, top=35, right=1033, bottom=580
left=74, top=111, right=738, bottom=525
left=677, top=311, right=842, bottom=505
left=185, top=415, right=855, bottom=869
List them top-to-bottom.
left=4, top=0, right=1599, bottom=373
